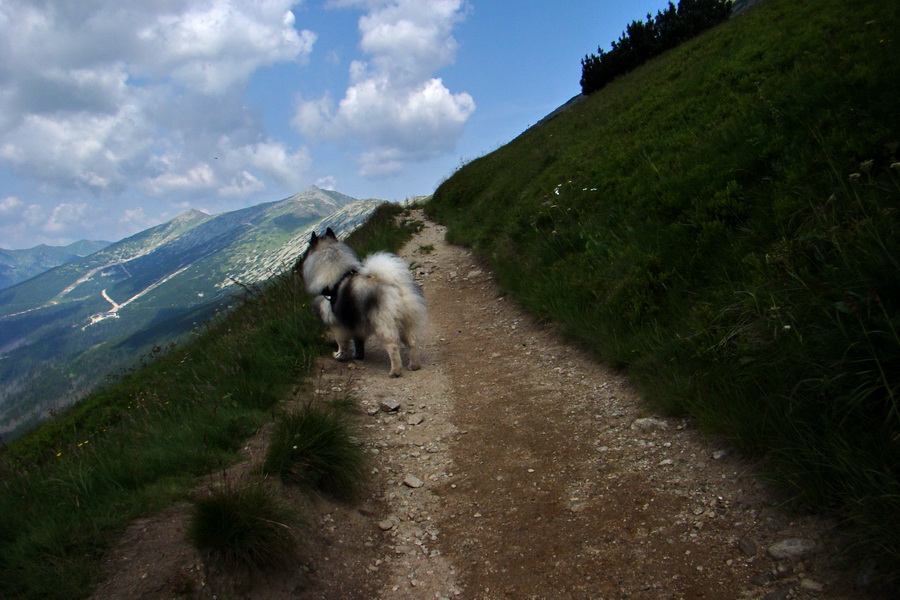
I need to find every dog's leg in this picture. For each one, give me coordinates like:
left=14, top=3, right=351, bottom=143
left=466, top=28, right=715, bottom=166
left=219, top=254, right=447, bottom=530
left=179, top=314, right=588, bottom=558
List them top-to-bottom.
left=333, top=330, right=354, bottom=361
left=402, top=331, right=421, bottom=371
left=353, top=337, right=365, bottom=360
left=384, top=341, right=403, bottom=377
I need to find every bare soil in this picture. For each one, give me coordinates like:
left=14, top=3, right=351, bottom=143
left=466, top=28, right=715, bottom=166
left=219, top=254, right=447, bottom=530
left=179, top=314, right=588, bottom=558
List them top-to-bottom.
left=91, top=211, right=882, bottom=600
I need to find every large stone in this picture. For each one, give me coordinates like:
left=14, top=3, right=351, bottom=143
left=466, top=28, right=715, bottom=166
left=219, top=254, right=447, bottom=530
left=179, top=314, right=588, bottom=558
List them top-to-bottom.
left=380, top=397, right=401, bottom=412
left=631, top=417, right=669, bottom=431
left=402, top=474, right=424, bottom=488
left=767, top=538, right=816, bottom=559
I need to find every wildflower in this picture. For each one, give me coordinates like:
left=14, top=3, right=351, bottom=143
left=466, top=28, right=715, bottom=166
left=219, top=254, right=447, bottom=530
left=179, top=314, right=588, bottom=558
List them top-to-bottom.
left=859, top=159, right=874, bottom=173
left=891, top=162, right=900, bottom=171
left=848, top=172, right=862, bottom=182
left=783, top=325, right=792, bottom=330
left=56, top=452, right=62, bottom=457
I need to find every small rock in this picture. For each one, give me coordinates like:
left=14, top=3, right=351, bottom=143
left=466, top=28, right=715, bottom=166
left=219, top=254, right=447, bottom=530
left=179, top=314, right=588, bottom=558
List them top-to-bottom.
left=380, top=398, right=401, bottom=412
left=407, top=414, right=424, bottom=426
left=632, top=417, right=669, bottom=431
left=712, top=449, right=728, bottom=460
left=657, top=458, right=674, bottom=466
left=402, top=474, right=424, bottom=488
left=569, top=500, right=589, bottom=512
left=378, top=520, right=395, bottom=531
left=738, top=536, right=759, bottom=558
left=768, top=538, right=816, bottom=559
left=749, top=571, right=773, bottom=587
left=800, top=578, right=825, bottom=592
left=763, top=587, right=791, bottom=600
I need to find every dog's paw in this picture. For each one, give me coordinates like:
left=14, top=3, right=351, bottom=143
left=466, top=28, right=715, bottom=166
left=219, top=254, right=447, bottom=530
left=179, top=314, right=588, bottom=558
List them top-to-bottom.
left=333, top=350, right=352, bottom=361
left=389, top=369, right=403, bottom=378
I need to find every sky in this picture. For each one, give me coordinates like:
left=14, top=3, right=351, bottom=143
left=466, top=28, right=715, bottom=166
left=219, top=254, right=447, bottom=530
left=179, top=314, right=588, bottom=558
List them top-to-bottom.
left=0, top=0, right=675, bottom=249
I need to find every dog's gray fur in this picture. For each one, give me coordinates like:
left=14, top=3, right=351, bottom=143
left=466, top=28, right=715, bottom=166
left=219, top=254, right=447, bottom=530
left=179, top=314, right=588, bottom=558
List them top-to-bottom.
left=300, top=228, right=427, bottom=377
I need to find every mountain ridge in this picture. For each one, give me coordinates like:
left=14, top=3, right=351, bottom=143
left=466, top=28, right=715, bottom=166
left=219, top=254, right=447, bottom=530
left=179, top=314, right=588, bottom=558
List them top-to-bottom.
left=0, top=186, right=385, bottom=439
left=0, top=239, right=111, bottom=290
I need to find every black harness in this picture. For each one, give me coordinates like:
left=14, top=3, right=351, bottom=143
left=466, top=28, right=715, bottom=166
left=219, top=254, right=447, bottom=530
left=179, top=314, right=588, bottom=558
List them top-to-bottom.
left=321, top=268, right=358, bottom=306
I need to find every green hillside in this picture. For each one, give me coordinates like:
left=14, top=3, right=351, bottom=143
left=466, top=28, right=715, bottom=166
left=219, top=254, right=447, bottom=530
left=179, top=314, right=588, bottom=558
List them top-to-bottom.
left=429, top=0, right=899, bottom=580
left=0, top=203, right=420, bottom=600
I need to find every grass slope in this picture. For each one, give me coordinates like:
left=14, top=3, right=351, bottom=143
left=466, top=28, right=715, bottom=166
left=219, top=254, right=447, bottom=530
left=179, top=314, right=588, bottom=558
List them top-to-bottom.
left=429, top=0, right=899, bottom=582
left=0, top=202, right=420, bottom=600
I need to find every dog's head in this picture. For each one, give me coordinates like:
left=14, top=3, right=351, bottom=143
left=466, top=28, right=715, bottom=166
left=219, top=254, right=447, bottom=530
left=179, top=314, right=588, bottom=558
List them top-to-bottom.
left=294, top=227, right=338, bottom=274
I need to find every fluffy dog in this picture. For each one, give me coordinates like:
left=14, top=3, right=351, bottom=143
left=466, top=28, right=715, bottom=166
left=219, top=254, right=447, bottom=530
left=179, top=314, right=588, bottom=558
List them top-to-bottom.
left=299, top=228, right=427, bottom=377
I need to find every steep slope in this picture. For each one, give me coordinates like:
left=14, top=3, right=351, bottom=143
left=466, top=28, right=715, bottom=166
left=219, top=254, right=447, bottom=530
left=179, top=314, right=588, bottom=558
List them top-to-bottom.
left=429, top=0, right=899, bottom=579
left=0, top=186, right=383, bottom=439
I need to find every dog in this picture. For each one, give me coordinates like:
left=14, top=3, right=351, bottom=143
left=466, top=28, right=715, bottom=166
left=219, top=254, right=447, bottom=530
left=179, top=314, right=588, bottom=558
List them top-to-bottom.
left=298, top=227, right=427, bottom=377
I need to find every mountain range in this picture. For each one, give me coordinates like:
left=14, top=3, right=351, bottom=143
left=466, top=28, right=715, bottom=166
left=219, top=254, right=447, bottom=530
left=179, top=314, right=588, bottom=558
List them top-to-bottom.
left=0, top=186, right=385, bottom=439
left=0, top=240, right=111, bottom=290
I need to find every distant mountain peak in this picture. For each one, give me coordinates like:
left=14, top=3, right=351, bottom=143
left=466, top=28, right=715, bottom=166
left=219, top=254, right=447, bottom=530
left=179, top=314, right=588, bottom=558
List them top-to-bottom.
left=173, top=208, right=210, bottom=222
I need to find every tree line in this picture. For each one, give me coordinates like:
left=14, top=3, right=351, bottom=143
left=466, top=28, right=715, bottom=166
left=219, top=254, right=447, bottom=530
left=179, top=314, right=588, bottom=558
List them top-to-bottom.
left=581, top=0, right=733, bottom=95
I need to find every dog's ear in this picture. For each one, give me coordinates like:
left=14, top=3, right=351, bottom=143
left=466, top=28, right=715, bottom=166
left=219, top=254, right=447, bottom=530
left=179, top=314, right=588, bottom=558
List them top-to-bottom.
left=325, top=227, right=337, bottom=239
left=308, top=231, right=319, bottom=246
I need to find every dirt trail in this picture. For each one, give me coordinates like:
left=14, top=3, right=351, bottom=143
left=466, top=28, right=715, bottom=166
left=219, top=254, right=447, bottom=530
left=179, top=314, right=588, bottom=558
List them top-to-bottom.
left=92, top=212, right=878, bottom=600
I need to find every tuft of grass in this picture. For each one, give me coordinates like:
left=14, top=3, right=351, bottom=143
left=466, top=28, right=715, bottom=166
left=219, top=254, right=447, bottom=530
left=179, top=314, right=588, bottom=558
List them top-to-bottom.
left=262, top=403, right=368, bottom=501
left=189, top=479, right=304, bottom=571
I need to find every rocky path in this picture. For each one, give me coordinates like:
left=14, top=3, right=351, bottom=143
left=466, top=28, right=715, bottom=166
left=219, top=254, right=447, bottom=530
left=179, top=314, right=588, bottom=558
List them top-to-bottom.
left=92, top=211, right=878, bottom=600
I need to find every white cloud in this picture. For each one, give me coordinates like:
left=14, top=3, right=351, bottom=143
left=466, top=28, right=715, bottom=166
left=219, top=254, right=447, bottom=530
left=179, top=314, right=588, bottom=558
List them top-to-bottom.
left=0, top=0, right=315, bottom=205
left=294, top=0, right=474, bottom=177
left=135, top=2, right=317, bottom=95
left=1, top=95, right=154, bottom=193
left=231, top=140, right=312, bottom=191
left=145, top=163, right=218, bottom=195
left=219, top=170, right=265, bottom=197
left=315, top=175, right=338, bottom=190
left=0, top=196, right=24, bottom=220
left=44, top=202, right=89, bottom=234
left=119, top=206, right=154, bottom=230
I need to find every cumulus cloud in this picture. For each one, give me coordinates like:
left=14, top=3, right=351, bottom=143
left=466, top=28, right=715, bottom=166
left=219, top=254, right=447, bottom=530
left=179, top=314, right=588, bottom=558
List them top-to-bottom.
left=0, top=0, right=315, bottom=207
left=294, top=0, right=474, bottom=177
left=135, top=1, right=317, bottom=95
left=227, top=140, right=312, bottom=192
left=145, top=163, right=218, bottom=195
left=315, top=175, right=338, bottom=190
left=0, top=196, right=24, bottom=220
left=0, top=196, right=36, bottom=248
left=44, top=202, right=89, bottom=234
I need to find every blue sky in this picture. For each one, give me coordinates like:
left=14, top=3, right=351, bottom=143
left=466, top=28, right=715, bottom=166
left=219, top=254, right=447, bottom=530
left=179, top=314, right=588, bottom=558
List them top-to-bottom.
left=0, top=0, right=674, bottom=249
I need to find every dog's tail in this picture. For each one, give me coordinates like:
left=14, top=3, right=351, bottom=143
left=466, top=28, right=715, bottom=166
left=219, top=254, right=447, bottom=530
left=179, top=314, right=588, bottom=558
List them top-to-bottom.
left=359, top=252, right=427, bottom=330
left=360, top=252, right=416, bottom=288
